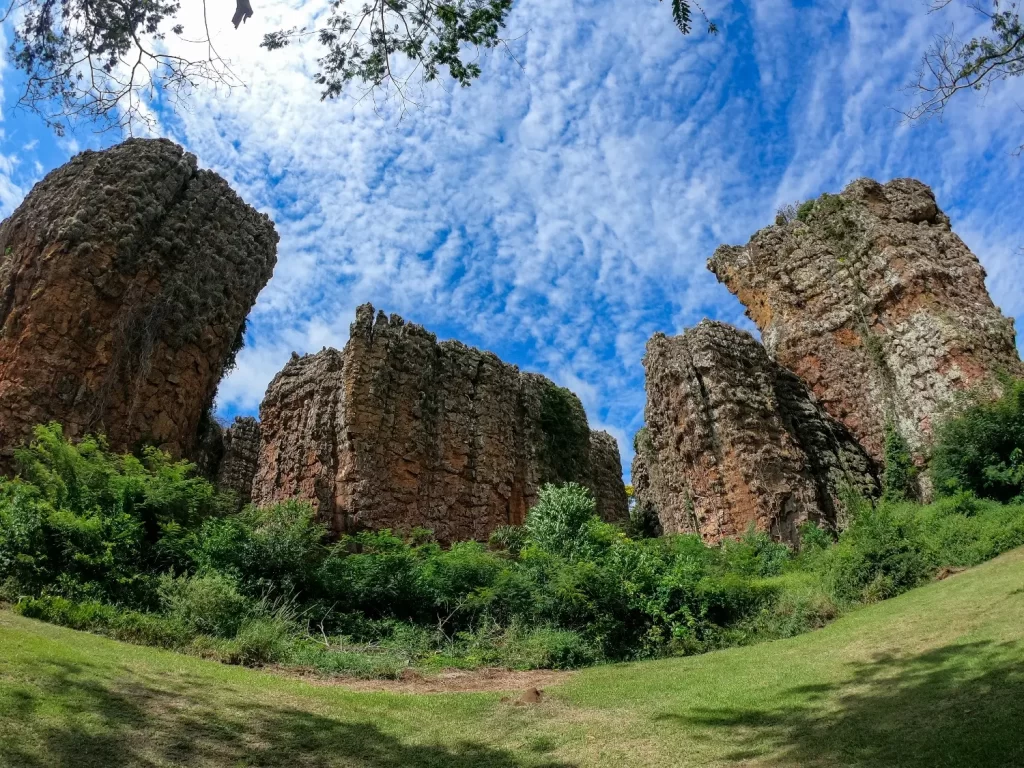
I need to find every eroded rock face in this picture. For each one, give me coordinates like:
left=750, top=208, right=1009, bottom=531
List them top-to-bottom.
left=0, top=139, right=278, bottom=465
left=709, top=178, right=1022, bottom=468
left=251, top=305, right=627, bottom=541
left=635, top=321, right=878, bottom=543
left=216, top=417, right=261, bottom=506
left=588, top=431, right=630, bottom=525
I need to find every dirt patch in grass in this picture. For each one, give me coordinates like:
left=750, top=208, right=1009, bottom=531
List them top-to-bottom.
left=936, top=566, right=967, bottom=580
left=278, top=665, right=575, bottom=694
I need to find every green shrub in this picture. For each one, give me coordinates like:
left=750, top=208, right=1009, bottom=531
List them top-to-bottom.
left=795, top=199, right=816, bottom=221
left=931, top=379, right=1024, bottom=501
left=882, top=422, right=918, bottom=502
left=8, top=423, right=1024, bottom=677
left=0, top=424, right=221, bottom=607
left=525, top=483, right=606, bottom=561
left=191, top=500, right=324, bottom=600
left=626, top=500, right=662, bottom=539
left=822, top=502, right=932, bottom=602
left=798, top=521, right=834, bottom=553
left=488, top=525, right=527, bottom=556
left=720, top=527, right=791, bottom=578
left=315, top=530, right=428, bottom=621
left=420, top=541, right=503, bottom=620
left=158, top=572, right=251, bottom=638
left=741, top=574, right=838, bottom=640
left=13, top=595, right=191, bottom=647
left=14, top=595, right=118, bottom=630
left=232, top=616, right=294, bottom=665
left=501, top=626, right=601, bottom=669
left=285, top=640, right=408, bottom=679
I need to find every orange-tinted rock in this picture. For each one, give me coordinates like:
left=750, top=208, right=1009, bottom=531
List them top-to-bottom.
left=0, top=139, right=278, bottom=464
left=709, top=178, right=1022, bottom=470
left=250, top=305, right=627, bottom=541
left=634, top=321, right=877, bottom=544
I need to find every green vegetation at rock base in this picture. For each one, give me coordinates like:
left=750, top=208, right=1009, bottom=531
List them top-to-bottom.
left=4, top=385, right=1024, bottom=680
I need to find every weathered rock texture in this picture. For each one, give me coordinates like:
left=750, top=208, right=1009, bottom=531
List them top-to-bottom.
left=0, top=139, right=278, bottom=465
left=710, top=178, right=1022, bottom=468
left=250, top=305, right=627, bottom=542
left=634, top=321, right=878, bottom=544
left=216, top=417, right=262, bottom=506
left=588, top=431, right=630, bottom=526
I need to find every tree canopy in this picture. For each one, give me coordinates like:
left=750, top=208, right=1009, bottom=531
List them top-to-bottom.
left=2, top=0, right=717, bottom=134
left=907, top=0, right=1024, bottom=153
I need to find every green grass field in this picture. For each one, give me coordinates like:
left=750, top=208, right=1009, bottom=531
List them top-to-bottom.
left=2, top=548, right=1024, bottom=768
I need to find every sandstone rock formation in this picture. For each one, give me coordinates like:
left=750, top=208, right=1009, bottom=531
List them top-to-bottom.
left=0, top=139, right=278, bottom=466
left=709, top=178, right=1022, bottom=469
left=249, top=305, right=627, bottom=541
left=633, top=321, right=878, bottom=543
left=216, top=417, right=262, bottom=506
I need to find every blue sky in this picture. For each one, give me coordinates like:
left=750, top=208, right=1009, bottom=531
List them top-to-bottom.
left=2, top=0, right=1023, bottom=479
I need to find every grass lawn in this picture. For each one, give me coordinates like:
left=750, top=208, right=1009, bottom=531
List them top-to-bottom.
left=2, top=548, right=1024, bottom=767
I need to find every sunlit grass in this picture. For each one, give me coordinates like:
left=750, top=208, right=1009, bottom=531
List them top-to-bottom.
left=3, top=548, right=1024, bottom=767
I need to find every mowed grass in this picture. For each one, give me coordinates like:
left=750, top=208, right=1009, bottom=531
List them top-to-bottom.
left=2, top=549, right=1024, bottom=767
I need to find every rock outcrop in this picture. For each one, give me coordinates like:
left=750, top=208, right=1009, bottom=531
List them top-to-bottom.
left=0, top=139, right=278, bottom=465
left=709, top=178, right=1022, bottom=469
left=249, top=305, right=627, bottom=541
left=634, top=321, right=878, bottom=543
left=216, top=417, right=262, bottom=506
left=588, top=431, right=630, bottom=525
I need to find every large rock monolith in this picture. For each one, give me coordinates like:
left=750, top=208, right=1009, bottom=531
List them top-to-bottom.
left=0, top=139, right=278, bottom=465
left=709, top=178, right=1022, bottom=469
left=249, top=305, right=628, bottom=542
left=633, top=321, right=878, bottom=543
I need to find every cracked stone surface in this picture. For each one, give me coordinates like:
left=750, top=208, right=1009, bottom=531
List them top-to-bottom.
left=0, top=138, right=278, bottom=465
left=709, top=178, right=1022, bottom=471
left=249, top=304, right=627, bottom=541
left=634, top=321, right=878, bottom=544
left=216, top=417, right=261, bottom=507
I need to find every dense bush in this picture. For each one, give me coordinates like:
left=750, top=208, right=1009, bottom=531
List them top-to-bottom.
left=931, top=379, right=1024, bottom=501
left=882, top=422, right=918, bottom=502
left=0, top=424, right=220, bottom=606
left=5, top=424, right=1024, bottom=678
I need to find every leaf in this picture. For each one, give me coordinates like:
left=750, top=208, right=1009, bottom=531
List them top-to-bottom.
left=670, top=0, right=692, bottom=34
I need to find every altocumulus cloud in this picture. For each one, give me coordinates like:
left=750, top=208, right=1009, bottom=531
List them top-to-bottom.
left=2, top=0, right=1023, bottom=478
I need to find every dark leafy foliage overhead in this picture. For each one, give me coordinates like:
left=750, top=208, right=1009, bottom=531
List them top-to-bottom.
left=3, top=0, right=717, bottom=133
left=907, top=1, right=1024, bottom=152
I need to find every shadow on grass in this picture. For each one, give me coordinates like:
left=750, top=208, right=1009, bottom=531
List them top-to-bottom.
left=659, top=640, right=1024, bottom=767
left=0, top=658, right=574, bottom=768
